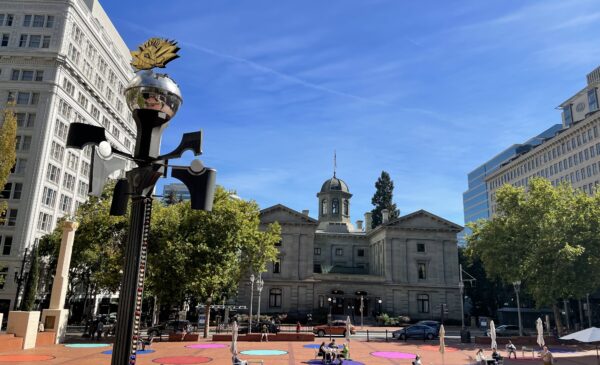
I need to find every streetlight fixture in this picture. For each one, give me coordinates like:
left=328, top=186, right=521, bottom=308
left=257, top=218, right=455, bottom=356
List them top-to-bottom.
left=65, top=39, right=216, bottom=365
left=249, top=274, right=255, bottom=334
left=256, top=276, right=264, bottom=325
left=513, top=280, right=523, bottom=336
left=360, top=295, right=364, bottom=329
left=327, top=297, right=333, bottom=341
left=378, top=298, right=382, bottom=316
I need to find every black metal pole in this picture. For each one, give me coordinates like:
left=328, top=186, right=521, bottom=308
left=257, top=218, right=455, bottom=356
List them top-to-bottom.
left=111, top=195, right=152, bottom=365
left=13, top=248, right=28, bottom=310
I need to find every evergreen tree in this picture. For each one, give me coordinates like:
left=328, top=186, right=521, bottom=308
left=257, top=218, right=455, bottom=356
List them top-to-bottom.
left=370, top=171, right=399, bottom=228
left=21, top=244, right=40, bottom=311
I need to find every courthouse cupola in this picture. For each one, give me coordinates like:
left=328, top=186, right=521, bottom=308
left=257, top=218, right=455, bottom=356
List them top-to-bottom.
left=317, top=173, right=354, bottom=231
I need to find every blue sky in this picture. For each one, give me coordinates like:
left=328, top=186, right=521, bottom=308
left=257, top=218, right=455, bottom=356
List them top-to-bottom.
left=103, top=0, right=600, bottom=225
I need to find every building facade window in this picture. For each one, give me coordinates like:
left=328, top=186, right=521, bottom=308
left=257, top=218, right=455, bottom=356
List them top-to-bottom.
left=0, top=14, right=15, bottom=26
left=1, top=34, right=9, bottom=47
left=589, top=89, right=598, bottom=113
left=563, top=105, right=573, bottom=126
left=15, top=113, right=35, bottom=128
left=54, top=119, right=68, bottom=140
left=14, top=158, right=27, bottom=174
left=46, top=163, right=60, bottom=183
left=63, top=172, right=75, bottom=191
left=1, top=183, right=10, bottom=198
left=12, top=183, right=22, bottom=199
left=42, top=187, right=57, bottom=207
left=59, top=194, right=72, bottom=213
left=332, top=198, right=339, bottom=214
left=321, top=199, right=327, bottom=214
left=343, top=199, right=349, bottom=215
left=7, top=209, right=17, bottom=226
left=37, top=212, right=52, bottom=231
left=1, top=236, right=12, bottom=255
left=417, top=243, right=425, bottom=252
left=314, top=247, right=321, bottom=255
left=335, top=248, right=343, bottom=256
left=357, top=249, right=365, bottom=257
left=272, top=259, right=281, bottom=274
left=418, top=262, right=427, bottom=279
left=313, top=263, right=322, bottom=273
left=0, top=267, right=7, bottom=288
left=269, top=288, right=282, bottom=308
left=417, top=294, right=429, bottom=313
left=318, top=295, right=325, bottom=308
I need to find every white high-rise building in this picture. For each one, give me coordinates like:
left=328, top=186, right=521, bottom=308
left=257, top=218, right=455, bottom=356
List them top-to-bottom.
left=0, top=0, right=135, bottom=315
left=486, top=66, right=600, bottom=214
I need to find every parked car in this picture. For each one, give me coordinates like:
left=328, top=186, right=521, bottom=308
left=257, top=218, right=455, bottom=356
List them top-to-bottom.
left=146, top=320, right=192, bottom=337
left=313, top=320, right=356, bottom=337
left=416, top=320, right=441, bottom=335
left=393, top=324, right=437, bottom=340
left=486, top=325, right=528, bottom=337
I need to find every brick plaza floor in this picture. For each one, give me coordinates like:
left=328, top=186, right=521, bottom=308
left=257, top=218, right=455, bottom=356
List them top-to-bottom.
left=1, top=337, right=599, bottom=365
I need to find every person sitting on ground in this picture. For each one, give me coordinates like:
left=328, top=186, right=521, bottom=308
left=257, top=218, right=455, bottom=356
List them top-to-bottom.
left=506, top=340, right=517, bottom=359
left=476, top=348, right=487, bottom=365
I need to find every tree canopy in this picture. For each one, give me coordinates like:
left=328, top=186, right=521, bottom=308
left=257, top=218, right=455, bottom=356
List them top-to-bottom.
left=0, top=104, right=17, bottom=287
left=370, top=171, right=399, bottom=228
left=466, top=177, right=600, bottom=333
left=41, top=184, right=280, bottom=317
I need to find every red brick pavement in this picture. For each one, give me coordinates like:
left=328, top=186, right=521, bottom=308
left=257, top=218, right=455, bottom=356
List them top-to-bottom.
left=0, top=337, right=597, bottom=365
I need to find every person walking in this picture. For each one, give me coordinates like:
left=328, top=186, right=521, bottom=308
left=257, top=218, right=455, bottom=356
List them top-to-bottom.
left=96, top=320, right=104, bottom=341
left=296, top=321, right=301, bottom=333
left=260, top=324, right=269, bottom=342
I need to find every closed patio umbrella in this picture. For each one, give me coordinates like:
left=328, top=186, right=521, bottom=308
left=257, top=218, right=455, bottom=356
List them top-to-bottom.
left=346, top=316, right=351, bottom=342
left=536, top=317, right=545, bottom=348
left=490, top=320, right=497, bottom=350
left=231, top=321, right=238, bottom=356
left=440, top=325, right=446, bottom=365
left=561, top=327, right=600, bottom=365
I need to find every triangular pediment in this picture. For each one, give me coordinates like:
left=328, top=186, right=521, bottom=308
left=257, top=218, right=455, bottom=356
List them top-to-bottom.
left=260, top=204, right=318, bottom=225
left=384, top=209, right=462, bottom=232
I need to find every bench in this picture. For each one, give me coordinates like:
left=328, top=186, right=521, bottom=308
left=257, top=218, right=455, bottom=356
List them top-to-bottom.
left=521, top=346, right=536, bottom=358
left=247, top=361, right=264, bottom=365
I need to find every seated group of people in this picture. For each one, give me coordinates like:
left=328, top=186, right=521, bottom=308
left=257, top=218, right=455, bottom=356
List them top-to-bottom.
left=318, top=339, right=350, bottom=364
left=476, top=347, right=504, bottom=365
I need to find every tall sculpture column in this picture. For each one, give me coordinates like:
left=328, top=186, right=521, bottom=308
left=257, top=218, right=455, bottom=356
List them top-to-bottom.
left=42, top=220, right=79, bottom=343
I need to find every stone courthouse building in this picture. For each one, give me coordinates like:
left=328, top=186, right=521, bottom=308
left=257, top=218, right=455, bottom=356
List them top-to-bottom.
left=236, top=174, right=463, bottom=322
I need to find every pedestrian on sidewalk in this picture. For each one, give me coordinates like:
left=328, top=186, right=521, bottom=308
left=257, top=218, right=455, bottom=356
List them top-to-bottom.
left=260, top=324, right=269, bottom=342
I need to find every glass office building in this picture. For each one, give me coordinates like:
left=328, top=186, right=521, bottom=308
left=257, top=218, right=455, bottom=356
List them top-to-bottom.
left=460, top=124, right=563, bottom=244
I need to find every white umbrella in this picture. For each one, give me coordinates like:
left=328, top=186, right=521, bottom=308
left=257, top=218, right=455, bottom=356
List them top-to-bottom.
left=346, top=316, right=352, bottom=342
left=536, top=317, right=545, bottom=348
left=230, top=320, right=238, bottom=356
left=489, top=320, right=497, bottom=350
left=561, top=327, right=600, bottom=365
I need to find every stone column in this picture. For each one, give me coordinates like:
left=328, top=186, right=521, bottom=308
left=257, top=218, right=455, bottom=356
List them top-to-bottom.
left=42, top=220, right=78, bottom=344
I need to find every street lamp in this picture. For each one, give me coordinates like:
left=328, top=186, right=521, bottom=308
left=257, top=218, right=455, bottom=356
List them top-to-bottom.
left=65, top=39, right=216, bottom=365
left=249, top=274, right=255, bottom=334
left=256, top=276, right=264, bottom=325
left=513, top=280, right=523, bottom=336
left=458, top=281, right=465, bottom=328
left=360, top=295, right=364, bottom=329
left=327, top=297, right=333, bottom=341
left=378, top=299, right=382, bottom=316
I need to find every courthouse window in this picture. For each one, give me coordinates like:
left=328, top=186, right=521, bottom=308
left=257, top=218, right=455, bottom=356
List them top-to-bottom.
left=418, top=262, right=427, bottom=279
left=269, top=288, right=282, bottom=308
left=417, top=294, right=429, bottom=313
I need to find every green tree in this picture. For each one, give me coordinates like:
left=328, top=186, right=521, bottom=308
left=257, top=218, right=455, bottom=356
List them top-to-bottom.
left=0, top=104, right=17, bottom=221
left=371, top=171, right=399, bottom=228
left=466, top=178, right=600, bottom=335
left=39, top=183, right=128, bottom=317
left=21, top=244, right=40, bottom=311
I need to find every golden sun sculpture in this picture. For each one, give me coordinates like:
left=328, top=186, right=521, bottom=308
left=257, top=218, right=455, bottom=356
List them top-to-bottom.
left=130, top=38, right=180, bottom=71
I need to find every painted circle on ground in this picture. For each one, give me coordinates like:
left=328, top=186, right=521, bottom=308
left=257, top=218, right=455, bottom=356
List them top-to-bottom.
left=65, top=343, right=110, bottom=348
left=185, top=344, right=228, bottom=349
left=304, top=344, right=321, bottom=349
left=419, top=345, right=460, bottom=352
left=102, top=349, right=155, bottom=355
left=240, top=349, right=288, bottom=356
left=371, top=351, right=416, bottom=359
left=0, top=355, right=55, bottom=362
left=152, top=356, right=212, bottom=364
left=307, top=360, right=364, bottom=365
